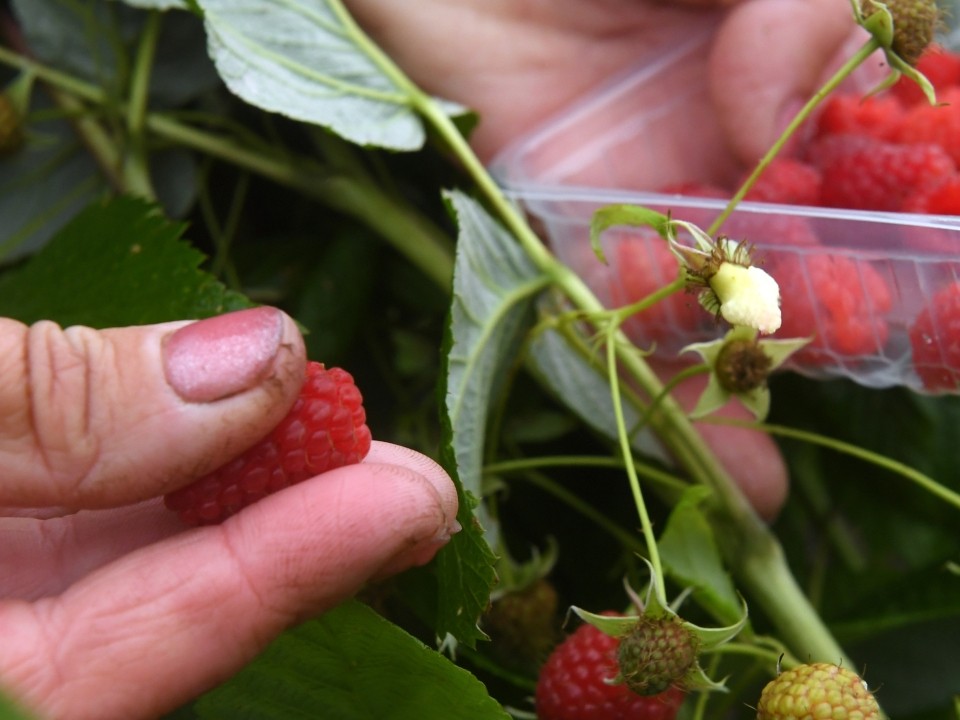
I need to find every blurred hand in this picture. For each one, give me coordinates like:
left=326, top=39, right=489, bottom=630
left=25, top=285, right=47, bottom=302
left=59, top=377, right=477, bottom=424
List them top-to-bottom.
left=0, top=307, right=459, bottom=720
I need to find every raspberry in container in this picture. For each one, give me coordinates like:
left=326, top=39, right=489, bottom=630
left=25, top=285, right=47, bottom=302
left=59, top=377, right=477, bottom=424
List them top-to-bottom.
left=491, top=18, right=960, bottom=395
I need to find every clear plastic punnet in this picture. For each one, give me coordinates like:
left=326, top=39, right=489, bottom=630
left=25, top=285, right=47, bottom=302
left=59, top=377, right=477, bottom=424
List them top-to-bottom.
left=491, top=22, right=960, bottom=395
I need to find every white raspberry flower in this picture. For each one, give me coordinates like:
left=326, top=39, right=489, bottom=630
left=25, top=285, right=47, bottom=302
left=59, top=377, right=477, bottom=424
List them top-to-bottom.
left=709, top=262, right=782, bottom=335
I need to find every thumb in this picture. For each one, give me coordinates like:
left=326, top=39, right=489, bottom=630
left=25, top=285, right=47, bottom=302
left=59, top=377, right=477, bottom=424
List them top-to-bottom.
left=708, top=0, right=869, bottom=165
left=0, top=307, right=306, bottom=509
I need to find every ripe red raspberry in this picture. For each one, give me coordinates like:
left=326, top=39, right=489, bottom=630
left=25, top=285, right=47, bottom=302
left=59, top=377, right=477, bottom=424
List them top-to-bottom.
left=894, top=86, right=960, bottom=166
left=814, top=93, right=905, bottom=142
left=801, top=132, right=879, bottom=169
left=816, top=136, right=954, bottom=211
left=739, top=158, right=823, bottom=206
left=902, top=173, right=960, bottom=214
left=770, top=252, right=892, bottom=364
left=909, top=281, right=960, bottom=391
left=164, top=361, right=372, bottom=525
left=535, top=614, right=685, bottom=720
left=756, top=662, right=880, bottom=720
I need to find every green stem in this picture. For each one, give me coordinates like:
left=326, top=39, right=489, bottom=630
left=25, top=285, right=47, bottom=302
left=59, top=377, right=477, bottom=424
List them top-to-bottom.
left=122, top=9, right=162, bottom=200
left=708, top=38, right=880, bottom=236
left=0, top=45, right=455, bottom=290
left=411, top=66, right=852, bottom=668
left=610, top=275, right=686, bottom=325
left=607, top=329, right=667, bottom=590
left=713, top=418, right=960, bottom=512
left=740, top=535, right=852, bottom=664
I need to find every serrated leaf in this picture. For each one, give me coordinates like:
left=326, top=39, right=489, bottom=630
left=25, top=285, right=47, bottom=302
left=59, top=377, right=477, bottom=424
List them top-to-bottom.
left=196, top=0, right=451, bottom=150
left=431, top=190, right=548, bottom=646
left=442, top=190, right=548, bottom=509
left=0, top=195, right=250, bottom=327
left=658, top=486, right=743, bottom=626
left=430, top=487, right=498, bottom=649
left=194, top=601, right=510, bottom=720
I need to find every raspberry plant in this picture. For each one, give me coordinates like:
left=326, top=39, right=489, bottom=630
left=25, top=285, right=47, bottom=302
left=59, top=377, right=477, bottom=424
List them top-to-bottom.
left=1, top=1, right=959, bottom=719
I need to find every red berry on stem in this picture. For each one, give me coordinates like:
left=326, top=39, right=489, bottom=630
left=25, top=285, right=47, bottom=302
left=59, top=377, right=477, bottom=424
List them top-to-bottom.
left=164, top=361, right=372, bottom=525
left=535, top=614, right=684, bottom=720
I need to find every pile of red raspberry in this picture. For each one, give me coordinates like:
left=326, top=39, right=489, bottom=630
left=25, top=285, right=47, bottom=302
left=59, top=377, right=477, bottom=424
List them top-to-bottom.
left=610, top=45, right=960, bottom=389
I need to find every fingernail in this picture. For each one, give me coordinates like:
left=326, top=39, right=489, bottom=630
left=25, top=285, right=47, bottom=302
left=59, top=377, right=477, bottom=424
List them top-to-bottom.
left=163, top=307, right=285, bottom=402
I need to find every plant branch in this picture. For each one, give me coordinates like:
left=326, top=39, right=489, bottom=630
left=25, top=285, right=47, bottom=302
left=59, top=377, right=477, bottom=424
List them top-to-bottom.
left=708, top=38, right=880, bottom=236
left=408, top=75, right=852, bottom=668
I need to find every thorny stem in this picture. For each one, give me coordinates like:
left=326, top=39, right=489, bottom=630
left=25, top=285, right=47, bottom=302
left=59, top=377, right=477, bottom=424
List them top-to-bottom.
left=122, top=10, right=162, bottom=200
left=708, top=38, right=881, bottom=236
left=410, top=76, right=852, bottom=665
left=607, top=327, right=667, bottom=592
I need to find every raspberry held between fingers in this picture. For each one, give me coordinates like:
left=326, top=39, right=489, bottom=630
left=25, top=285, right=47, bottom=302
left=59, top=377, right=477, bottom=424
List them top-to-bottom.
left=164, top=361, right=372, bottom=525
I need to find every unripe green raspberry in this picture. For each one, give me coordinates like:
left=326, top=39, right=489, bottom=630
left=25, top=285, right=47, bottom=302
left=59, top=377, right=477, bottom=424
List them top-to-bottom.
left=862, top=0, right=938, bottom=66
left=616, top=615, right=699, bottom=696
left=756, top=663, right=880, bottom=720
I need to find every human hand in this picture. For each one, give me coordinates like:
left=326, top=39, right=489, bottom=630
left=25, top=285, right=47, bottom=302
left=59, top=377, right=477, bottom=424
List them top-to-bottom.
left=342, top=0, right=869, bottom=519
left=0, top=307, right=460, bottom=720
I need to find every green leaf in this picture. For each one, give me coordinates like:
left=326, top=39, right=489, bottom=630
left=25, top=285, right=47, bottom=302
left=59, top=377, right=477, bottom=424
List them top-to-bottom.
left=11, top=0, right=139, bottom=86
left=195, top=0, right=455, bottom=150
left=13, top=1, right=213, bottom=105
left=0, top=104, right=107, bottom=264
left=431, top=190, right=548, bottom=646
left=442, top=190, right=548, bottom=508
left=0, top=195, right=250, bottom=327
left=590, top=204, right=671, bottom=263
left=525, top=310, right=671, bottom=466
left=658, top=486, right=743, bottom=626
left=430, top=487, right=498, bottom=649
left=194, top=601, right=510, bottom=720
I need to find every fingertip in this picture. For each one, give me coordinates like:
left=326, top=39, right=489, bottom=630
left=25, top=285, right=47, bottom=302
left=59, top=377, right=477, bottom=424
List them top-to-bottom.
left=709, top=0, right=861, bottom=164
left=0, top=308, right=307, bottom=508
left=364, top=441, right=459, bottom=531
left=222, top=458, right=460, bottom=602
